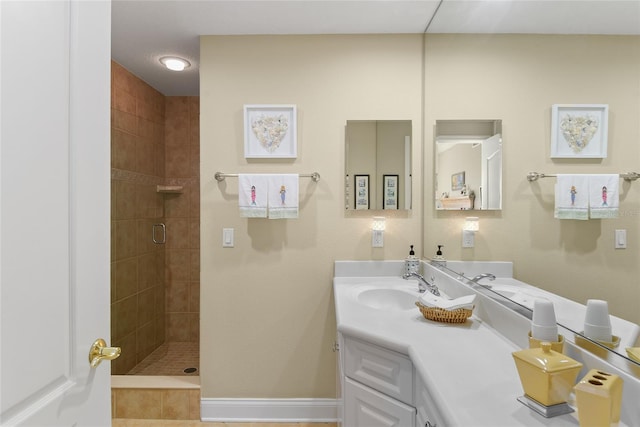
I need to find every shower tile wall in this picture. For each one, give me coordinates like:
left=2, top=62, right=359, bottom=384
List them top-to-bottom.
left=111, top=61, right=167, bottom=374
left=111, top=62, right=200, bottom=374
left=164, top=97, right=200, bottom=343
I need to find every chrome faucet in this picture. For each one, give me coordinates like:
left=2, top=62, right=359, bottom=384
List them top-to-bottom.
left=402, top=272, right=440, bottom=296
left=470, top=273, right=496, bottom=288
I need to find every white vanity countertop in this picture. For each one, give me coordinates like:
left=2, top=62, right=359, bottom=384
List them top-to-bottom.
left=334, top=262, right=605, bottom=427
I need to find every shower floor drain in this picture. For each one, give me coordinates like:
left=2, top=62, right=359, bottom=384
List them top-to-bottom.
left=183, top=367, right=197, bottom=374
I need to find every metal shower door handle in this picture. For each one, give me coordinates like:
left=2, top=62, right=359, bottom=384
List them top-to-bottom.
left=152, top=223, right=166, bottom=244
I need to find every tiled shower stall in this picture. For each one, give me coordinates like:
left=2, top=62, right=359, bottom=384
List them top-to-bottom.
left=110, top=61, right=200, bottom=375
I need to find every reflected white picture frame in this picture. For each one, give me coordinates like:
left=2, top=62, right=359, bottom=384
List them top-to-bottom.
left=244, top=104, right=297, bottom=159
left=551, top=104, right=608, bottom=159
left=354, top=174, right=370, bottom=210
left=383, top=174, right=399, bottom=210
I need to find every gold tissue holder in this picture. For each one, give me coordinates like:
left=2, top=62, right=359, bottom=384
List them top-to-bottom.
left=512, top=342, right=583, bottom=417
left=575, top=369, right=623, bottom=427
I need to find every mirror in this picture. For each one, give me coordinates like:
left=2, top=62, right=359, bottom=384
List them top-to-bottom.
left=345, top=120, right=412, bottom=210
left=435, top=120, right=502, bottom=210
left=436, top=263, right=640, bottom=376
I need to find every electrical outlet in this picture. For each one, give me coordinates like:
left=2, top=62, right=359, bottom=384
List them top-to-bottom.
left=372, top=230, right=384, bottom=248
left=462, top=230, right=475, bottom=248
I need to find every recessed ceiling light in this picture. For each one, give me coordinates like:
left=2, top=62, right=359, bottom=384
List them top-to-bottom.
left=159, top=56, right=191, bottom=72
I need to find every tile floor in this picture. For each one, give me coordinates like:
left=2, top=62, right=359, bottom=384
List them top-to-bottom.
left=127, top=342, right=199, bottom=376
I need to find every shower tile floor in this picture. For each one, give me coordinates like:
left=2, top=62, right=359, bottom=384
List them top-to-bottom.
left=127, top=342, right=199, bottom=376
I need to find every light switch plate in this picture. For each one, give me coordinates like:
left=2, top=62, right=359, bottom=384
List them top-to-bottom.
left=223, top=228, right=234, bottom=248
left=615, top=229, right=626, bottom=249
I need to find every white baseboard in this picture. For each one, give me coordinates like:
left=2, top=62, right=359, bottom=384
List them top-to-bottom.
left=200, top=398, right=339, bottom=422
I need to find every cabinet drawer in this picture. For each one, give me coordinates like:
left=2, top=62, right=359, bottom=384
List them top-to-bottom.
left=344, top=337, right=413, bottom=405
left=345, top=377, right=416, bottom=427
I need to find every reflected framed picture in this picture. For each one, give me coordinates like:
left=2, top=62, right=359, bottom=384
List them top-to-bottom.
left=244, top=104, right=297, bottom=158
left=551, top=104, right=608, bottom=158
left=451, top=171, right=465, bottom=191
left=354, top=174, right=370, bottom=210
left=383, top=174, right=399, bottom=210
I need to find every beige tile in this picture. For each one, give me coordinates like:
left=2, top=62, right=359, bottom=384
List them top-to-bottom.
left=114, top=86, right=137, bottom=115
left=113, top=108, right=137, bottom=135
left=112, top=129, right=137, bottom=171
left=136, top=138, right=156, bottom=175
left=165, top=143, right=190, bottom=178
left=116, top=180, right=138, bottom=220
left=165, top=191, right=190, bottom=218
left=166, top=218, right=190, bottom=249
left=189, top=219, right=200, bottom=249
left=115, top=220, right=137, bottom=260
left=166, top=249, right=191, bottom=282
left=190, top=250, right=200, bottom=283
left=138, top=252, right=158, bottom=290
left=115, top=258, right=138, bottom=300
left=166, top=281, right=189, bottom=313
left=189, top=282, right=200, bottom=313
left=138, top=288, right=156, bottom=325
left=114, top=295, right=138, bottom=338
left=166, top=313, right=191, bottom=342
left=112, top=331, right=137, bottom=374
left=114, top=389, right=162, bottom=419
left=161, top=389, right=190, bottom=419
left=188, top=389, right=200, bottom=420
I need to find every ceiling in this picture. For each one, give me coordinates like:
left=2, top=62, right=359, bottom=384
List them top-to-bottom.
left=111, top=0, right=640, bottom=96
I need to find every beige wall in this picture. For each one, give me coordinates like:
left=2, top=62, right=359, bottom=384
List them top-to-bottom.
left=200, top=33, right=640, bottom=400
left=200, top=35, right=424, bottom=398
left=423, top=35, right=640, bottom=326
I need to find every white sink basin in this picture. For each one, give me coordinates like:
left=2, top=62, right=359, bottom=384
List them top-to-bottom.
left=357, top=288, right=418, bottom=311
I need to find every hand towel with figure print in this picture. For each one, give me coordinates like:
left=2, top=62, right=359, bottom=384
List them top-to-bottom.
left=238, top=174, right=268, bottom=218
left=267, top=174, right=299, bottom=219
left=555, top=174, right=589, bottom=220
left=588, top=174, right=619, bottom=219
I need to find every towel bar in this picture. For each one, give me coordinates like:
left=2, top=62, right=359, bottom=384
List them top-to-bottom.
left=215, top=172, right=321, bottom=182
left=527, top=172, right=640, bottom=182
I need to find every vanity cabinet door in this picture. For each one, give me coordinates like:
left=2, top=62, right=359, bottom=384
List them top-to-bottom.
left=344, top=336, right=414, bottom=405
left=414, top=373, right=445, bottom=427
left=345, top=378, right=416, bottom=427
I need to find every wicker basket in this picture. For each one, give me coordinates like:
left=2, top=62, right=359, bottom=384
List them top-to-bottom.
left=415, top=301, right=473, bottom=324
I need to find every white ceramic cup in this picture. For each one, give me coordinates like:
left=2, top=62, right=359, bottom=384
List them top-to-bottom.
left=531, top=299, right=558, bottom=342
left=584, top=299, right=612, bottom=342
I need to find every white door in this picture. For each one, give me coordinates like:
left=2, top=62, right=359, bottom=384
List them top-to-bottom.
left=1, top=1, right=112, bottom=425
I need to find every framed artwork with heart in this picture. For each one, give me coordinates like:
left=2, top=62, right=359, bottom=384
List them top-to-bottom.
left=244, top=104, right=297, bottom=158
left=551, top=104, right=608, bottom=158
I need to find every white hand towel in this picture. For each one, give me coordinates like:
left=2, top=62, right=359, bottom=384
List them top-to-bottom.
left=238, top=174, right=268, bottom=218
left=267, top=174, right=299, bottom=219
left=555, top=174, right=589, bottom=220
left=588, top=174, right=619, bottom=219
left=419, top=294, right=476, bottom=311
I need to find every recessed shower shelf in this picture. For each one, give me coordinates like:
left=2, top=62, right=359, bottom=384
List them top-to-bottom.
left=156, top=185, right=184, bottom=194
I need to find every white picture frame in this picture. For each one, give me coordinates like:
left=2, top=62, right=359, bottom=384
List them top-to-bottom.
left=244, top=104, right=297, bottom=159
left=551, top=104, right=608, bottom=158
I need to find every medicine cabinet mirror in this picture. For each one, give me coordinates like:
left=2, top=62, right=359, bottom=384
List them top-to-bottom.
left=435, top=119, right=502, bottom=211
left=345, top=120, right=412, bottom=211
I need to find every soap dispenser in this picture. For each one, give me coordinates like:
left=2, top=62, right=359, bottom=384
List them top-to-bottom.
left=405, top=245, right=420, bottom=275
left=432, top=245, right=446, bottom=266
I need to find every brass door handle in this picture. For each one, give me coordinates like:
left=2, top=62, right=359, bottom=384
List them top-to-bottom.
left=89, top=338, right=121, bottom=368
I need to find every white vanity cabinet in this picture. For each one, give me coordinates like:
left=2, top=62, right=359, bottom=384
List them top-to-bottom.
left=342, top=336, right=416, bottom=426
left=415, top=372, right=444, bottom=427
